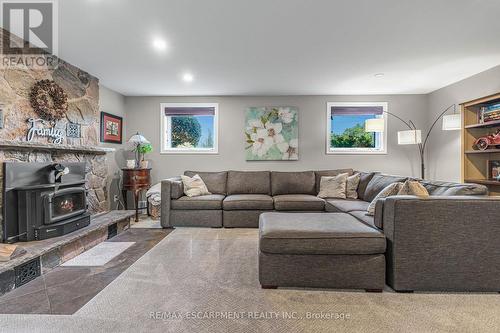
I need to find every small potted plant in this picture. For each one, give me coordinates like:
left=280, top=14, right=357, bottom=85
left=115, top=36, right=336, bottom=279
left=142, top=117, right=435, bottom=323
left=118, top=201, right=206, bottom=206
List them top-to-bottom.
left=136, top=143, right=153, bottom=168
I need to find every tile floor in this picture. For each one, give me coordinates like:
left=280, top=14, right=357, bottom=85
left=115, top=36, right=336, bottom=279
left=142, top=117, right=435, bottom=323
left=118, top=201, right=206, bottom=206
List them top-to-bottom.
left=0, top=219, right=171, bottom=315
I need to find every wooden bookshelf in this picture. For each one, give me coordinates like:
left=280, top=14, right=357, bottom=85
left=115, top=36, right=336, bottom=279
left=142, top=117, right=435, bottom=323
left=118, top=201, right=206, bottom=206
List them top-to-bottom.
left=461, top=92, right=500, bottom=196
left=464, top=119, right=500, bottom=129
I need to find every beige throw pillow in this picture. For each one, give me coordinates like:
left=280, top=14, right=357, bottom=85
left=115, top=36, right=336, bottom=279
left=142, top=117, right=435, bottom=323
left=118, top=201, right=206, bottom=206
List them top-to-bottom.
left=317, top=173, right=349, bottom=199
left=346, top=173, right=361, bottom=199
left=180, top=174, right=211, bottom=197
left=398, top=180, right=429, bottom=196
left=367, top=182, right=403, bottom=216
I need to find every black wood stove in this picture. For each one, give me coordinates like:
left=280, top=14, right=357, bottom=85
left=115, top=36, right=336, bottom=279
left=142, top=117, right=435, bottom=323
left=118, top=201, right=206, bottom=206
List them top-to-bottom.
left=2, top=162, right=90, bottom=243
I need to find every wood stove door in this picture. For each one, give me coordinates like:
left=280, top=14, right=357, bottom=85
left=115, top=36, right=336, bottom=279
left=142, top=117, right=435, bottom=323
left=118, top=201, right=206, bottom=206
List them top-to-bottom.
left=43, top=188, right=87, bottom=225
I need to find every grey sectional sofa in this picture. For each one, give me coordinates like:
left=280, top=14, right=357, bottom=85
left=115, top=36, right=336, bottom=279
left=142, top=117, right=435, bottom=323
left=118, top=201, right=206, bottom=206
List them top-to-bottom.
left=161, top=169, right=500, bottom=292
left=161, top=169, right=352, bottom=228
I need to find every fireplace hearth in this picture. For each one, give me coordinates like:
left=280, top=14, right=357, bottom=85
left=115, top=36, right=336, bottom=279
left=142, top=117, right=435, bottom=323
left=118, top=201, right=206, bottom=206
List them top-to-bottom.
left=3, top=162, right=91, bottom=243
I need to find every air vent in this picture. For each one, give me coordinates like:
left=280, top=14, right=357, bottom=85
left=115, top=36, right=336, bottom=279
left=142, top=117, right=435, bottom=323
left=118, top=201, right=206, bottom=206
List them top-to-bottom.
left=14, top=257, right=41, bottom=287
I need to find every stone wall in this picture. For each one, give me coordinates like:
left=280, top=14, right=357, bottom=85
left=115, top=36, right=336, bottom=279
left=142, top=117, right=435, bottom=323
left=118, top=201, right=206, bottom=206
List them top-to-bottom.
left=0, top=28, right=108, bottom=241
left=0, top=41, right=99, bottom=144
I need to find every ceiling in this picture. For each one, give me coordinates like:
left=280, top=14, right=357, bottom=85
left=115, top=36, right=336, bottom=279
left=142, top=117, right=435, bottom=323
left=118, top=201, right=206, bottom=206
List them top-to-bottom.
left=58, top=0, right=500, bottom=96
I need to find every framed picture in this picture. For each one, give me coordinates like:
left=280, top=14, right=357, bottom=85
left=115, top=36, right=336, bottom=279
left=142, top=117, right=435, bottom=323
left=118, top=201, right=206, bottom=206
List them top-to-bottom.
left=245, top=106, right=298, bottom=161
left=100, top=112, right=123, bottom=144
left=487, top=160, right=500, bottom=180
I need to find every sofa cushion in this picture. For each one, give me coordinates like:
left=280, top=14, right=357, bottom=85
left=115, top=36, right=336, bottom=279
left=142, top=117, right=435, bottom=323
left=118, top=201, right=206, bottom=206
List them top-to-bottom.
left=314, top=169, right=353, bottom=193
left=184, top=171, right=227, bottom=195
left=227, top=171, right=271, bottom=195
left=271, top=171, right=316, bottom=195
left=357, top=171, right=378, bottom=200
left=317, top=173, right=349, bottom=199
left=346, top=173, right=361, bottom=199
left=180, top=174, right=211, bottom=197
left=364, top=174, right=408, bottom=202
left=398, top=179, right=429, bottom=196
left=419, top=179, right=488, bottom=196
left=367, top=182, right=403, bottom=216
left=171, top=194, right=225, bottom=210
left=223, top=194, right=274, bottom=210
left=273, top=194, right=325, bottom=211
left=325, top=199, right=370, bottom=213
left=349, top=210, right=377, bottom=229
left=259, top=212, right=385, bottom=255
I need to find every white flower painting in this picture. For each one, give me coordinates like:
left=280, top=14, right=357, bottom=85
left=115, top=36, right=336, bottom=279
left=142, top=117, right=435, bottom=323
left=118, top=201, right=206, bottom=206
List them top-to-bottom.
left=245, top=107, right=299, bottom=160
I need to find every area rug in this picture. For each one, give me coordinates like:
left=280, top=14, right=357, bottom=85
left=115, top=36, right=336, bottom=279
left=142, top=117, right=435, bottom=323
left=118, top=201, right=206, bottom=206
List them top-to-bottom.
left=0, top=228, right=499, bottom=332
left=61, top=242, right=135, bottom=266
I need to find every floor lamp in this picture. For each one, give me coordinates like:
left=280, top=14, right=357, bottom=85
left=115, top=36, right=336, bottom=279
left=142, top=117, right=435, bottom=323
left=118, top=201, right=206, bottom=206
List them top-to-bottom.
left=364, top=104, right=461, bottom=179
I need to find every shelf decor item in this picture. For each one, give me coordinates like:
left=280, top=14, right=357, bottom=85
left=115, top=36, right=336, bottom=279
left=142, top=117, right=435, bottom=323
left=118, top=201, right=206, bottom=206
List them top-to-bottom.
left=30, top=80, right=68, bottom=121
left=480, top=103, right=500, bottom=124
left=365, top=104, right=460, bottom=178
left=245, top=106, right=298, bottom=161
left=100, top=112, right=123, bottom=144
left=66, top=122, right=81, bottom=138
left=472, top=129, right=500, bottom=151
left=127, top=132, right=151, bottom=168
left=137, top=143, right=153, bottom=168
left=126, top=160, right=136, bottom=169
left=487, top=160, right=500, bottom=181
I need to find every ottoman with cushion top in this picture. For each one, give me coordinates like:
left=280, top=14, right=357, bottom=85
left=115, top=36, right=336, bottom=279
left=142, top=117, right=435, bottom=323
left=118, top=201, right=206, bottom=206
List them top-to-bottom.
left=258, top=212, right=386, bottom=291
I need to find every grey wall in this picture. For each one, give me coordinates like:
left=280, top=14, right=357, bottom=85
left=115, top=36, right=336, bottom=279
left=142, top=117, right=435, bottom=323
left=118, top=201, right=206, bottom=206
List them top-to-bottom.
left=427, top=65, right=500, bottom=182
left=99, top=85, right=127, bottom=210
left=124, top=95, right=428, bottom=184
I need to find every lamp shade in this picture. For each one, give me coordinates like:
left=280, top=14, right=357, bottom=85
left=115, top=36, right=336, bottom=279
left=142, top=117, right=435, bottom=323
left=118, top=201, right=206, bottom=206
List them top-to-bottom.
left=442, top=114, right=461, bottom=131
left=365, top=118, right=385, bottom=132
left=398, top=130, right=422, bottom=145
left=128, top=132, right=150, bottom=145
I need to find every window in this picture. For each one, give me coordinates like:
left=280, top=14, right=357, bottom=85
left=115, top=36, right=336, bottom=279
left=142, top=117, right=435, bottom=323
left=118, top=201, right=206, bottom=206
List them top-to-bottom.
left=326, top=102, right=387, bottom=154
left=160, top=103, right=218, bottom=154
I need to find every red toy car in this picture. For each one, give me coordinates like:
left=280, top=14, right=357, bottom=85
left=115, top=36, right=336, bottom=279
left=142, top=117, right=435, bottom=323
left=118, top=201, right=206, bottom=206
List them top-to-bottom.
left=473, top=129, right=500, bottom=150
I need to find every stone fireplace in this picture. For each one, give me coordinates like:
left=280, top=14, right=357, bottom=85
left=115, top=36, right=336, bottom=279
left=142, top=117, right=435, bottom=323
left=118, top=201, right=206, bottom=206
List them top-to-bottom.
left=0, top=28, right=113, bottom=242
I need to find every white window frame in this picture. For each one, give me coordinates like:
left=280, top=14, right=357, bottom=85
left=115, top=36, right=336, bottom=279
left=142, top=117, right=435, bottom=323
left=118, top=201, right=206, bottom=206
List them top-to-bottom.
left=160, top=102, right=219, bottom=154
left=326, top=102, right=388, bottom=155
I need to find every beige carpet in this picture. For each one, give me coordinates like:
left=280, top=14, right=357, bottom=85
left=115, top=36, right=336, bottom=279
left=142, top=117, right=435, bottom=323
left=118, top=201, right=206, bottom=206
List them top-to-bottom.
left=0, top=228, right=499, bottom=332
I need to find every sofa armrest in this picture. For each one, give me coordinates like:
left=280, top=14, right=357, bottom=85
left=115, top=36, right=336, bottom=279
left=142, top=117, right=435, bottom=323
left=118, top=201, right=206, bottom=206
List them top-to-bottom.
left=160, top=177, right=183, bottom=228
left=383, top=195, right=500, bottom=291
left=373, top=198, right=387, bottom=229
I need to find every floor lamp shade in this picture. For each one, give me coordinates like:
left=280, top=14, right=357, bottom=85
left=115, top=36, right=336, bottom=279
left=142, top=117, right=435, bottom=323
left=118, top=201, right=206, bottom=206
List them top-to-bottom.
left=442, top=114, right=461, bottom=131
left=365, top=118, right=385, bottom=132
left=397, top=130, right=422, bottom=145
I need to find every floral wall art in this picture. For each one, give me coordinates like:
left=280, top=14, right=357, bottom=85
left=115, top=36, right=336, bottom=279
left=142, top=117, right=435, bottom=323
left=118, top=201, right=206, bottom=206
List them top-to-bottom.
left=245, top=107, right=298, bottom=160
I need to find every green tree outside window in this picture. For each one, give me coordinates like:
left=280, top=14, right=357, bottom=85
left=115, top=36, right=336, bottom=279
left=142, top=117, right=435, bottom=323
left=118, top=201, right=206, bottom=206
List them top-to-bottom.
left=331, top=124, right=375, bottom=148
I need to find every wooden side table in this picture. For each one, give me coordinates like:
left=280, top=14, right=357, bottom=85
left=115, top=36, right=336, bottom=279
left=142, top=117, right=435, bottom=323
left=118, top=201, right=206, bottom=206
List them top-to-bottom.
left=122, top=168, right=151, bottom=222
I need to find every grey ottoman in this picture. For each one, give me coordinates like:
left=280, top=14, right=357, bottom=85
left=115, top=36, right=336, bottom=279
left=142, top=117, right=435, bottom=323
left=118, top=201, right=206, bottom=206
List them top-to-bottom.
left=259, top=212, right=386, bottom=291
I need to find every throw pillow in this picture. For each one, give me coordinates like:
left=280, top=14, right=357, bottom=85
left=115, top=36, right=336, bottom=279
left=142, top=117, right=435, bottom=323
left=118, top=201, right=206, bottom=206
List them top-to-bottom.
left=317, top=173, right=349, bottom=199
left=346, top=173, right=361, bottom=199
left=180, top=174, right=211, bottom=197
left=398, top=180, right=429, bottom=196
left=367, top=182, right=403, bottom=216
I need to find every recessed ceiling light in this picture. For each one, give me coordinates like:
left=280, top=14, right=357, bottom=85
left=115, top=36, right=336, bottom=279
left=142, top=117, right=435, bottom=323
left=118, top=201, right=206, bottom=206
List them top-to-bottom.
left=152, top=38, right=167, bottom=51
left=182, top=73, right=194, bottom=82
left=374, top=73, right=385, bottom=78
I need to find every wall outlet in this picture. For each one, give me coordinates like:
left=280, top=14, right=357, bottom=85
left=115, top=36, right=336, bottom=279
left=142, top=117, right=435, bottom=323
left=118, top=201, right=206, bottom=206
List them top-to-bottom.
left=113, top=194, right=120, bottom=202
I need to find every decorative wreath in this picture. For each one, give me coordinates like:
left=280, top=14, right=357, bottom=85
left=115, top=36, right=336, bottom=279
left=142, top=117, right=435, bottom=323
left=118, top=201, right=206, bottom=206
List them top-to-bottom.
left=29, top=79, right=68, bottom=121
